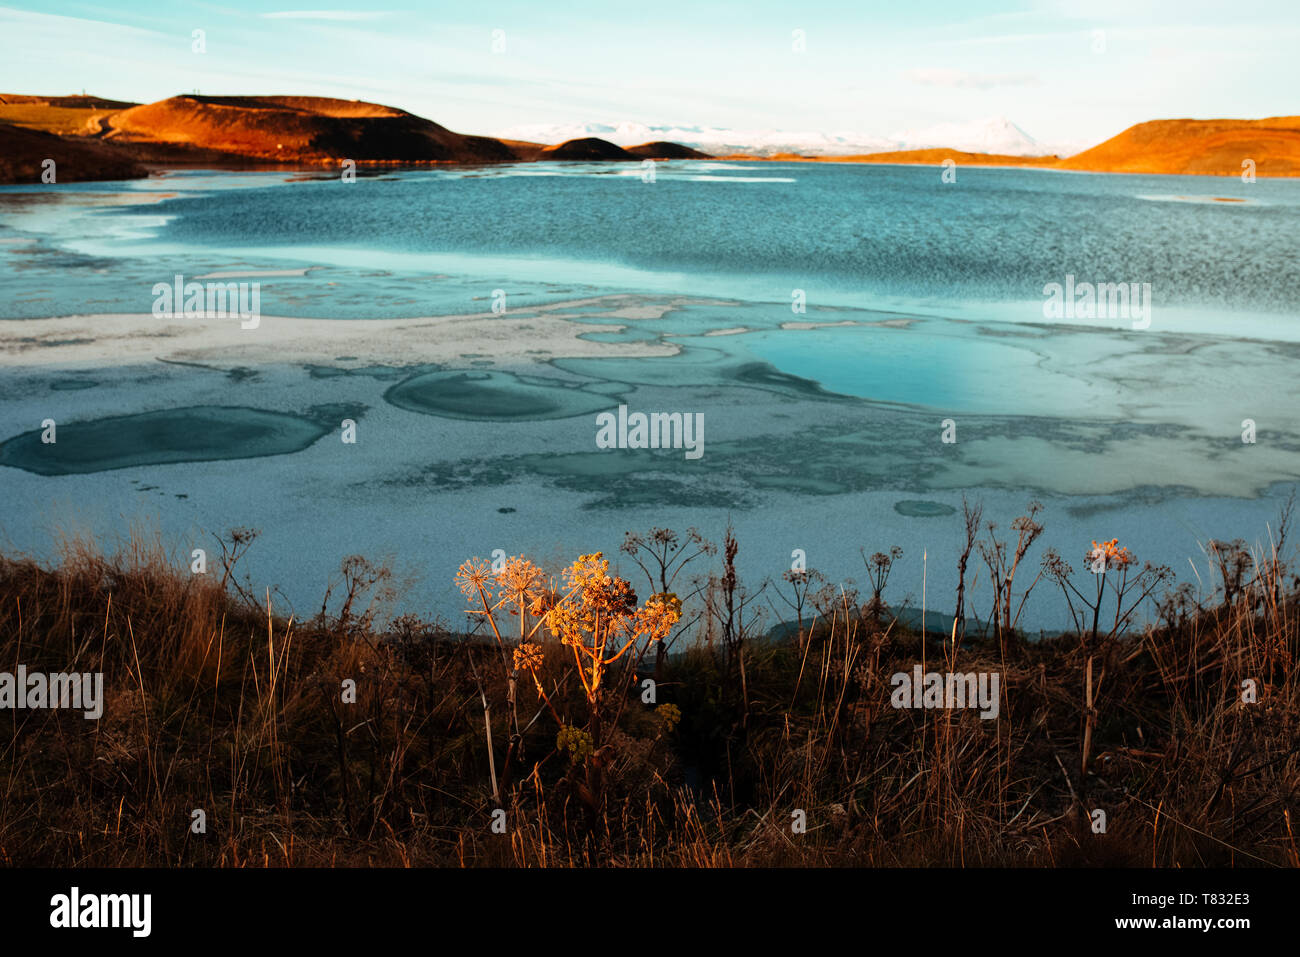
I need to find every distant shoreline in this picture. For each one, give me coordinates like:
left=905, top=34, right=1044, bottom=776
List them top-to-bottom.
left=3, top=94, right=1298, bottom=183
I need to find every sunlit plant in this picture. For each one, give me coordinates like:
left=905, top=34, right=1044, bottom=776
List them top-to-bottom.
left=1042, top=538, right=1170, bottom=649
left=1042, top=538, right=1173, bottom=787
left=456, top=551, right=681, bottom=805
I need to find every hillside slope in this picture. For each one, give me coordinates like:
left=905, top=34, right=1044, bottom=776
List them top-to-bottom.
left=0, top=94, right=138, bottom=136
left=102, top=94, right=517, bottom=164
left=1056, top=116, right=1300, bottom=176
left=722, top=118, right=1300, bottom=177
left=0, top=122, right=146, bottom=184
left=539, top=137, right=636, bottom=160
left=625, top=141, right=712, bottom=159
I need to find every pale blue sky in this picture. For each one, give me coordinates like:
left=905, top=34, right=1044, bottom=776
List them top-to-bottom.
left=0, top=1, right=1296, bottom=147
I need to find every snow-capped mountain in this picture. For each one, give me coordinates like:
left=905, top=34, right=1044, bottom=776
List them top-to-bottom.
left=496, top=115, right=1064, bottom=157
left=885, top=116, right=1045, bottom=155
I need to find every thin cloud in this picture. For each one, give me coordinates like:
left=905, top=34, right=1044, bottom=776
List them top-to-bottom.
left=260, top=10, right=389, bottom=20
left=905, top=68, right=1040, bottom=89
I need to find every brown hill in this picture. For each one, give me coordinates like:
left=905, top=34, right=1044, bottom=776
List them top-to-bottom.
left=0, top=94, right=138, bottom=136
left=0, top=94, right=137, bottom=109
left=102, top=94, right=516, bottom=164
left=1056, top=116, right=1300, bottom=176
left=721, top=119, right=1300, bottom=177
left=0, top=122, right=146, bottom=184
left=539, top=137, right=635, bottom=160
left=497, top=138, right=547, bottom=161
left=625, top=141, right=712, bottom=159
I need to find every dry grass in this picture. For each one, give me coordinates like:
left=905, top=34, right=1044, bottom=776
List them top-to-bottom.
left=0, top=105, right=118, bottom=136
left=0, top=519, right=1296, bottom=868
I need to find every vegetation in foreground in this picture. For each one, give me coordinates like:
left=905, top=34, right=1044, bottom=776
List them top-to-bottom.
left=0, top=500, right=1297, bottom=867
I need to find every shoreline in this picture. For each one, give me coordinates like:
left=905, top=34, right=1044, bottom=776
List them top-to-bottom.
left=3, top=155, right=1298, bottom=188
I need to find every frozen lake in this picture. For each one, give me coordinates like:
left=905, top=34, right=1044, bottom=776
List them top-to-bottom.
left=1, top=161, right=1298, bottom=629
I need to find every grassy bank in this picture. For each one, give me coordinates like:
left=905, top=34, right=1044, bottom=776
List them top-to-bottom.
left=1, top=506, right=1297, bottom=867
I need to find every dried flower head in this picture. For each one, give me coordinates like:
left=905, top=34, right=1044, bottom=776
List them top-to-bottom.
left=1089, top=538, right=1135, bottom=571
left=496, top=557, right=545, bottom=601
left=455, top=558, right=494, bottom=598
left=635, top=591, right=682, bottom=642
left=544, top=601, right=585, bottom=647
left=512, top=642, right=544, bottom=672
left=656, top=702, right=682, bottom=732
left=556, top=725, right=594, bottom=763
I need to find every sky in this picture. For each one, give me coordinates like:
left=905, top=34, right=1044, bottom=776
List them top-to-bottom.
left=0, top=0, right=1296, bottom=150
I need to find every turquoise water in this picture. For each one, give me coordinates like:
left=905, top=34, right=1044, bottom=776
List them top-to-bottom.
left=1, top=161, right=1298, bottom=626
left=3, top=162, right=1298, bottom=324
